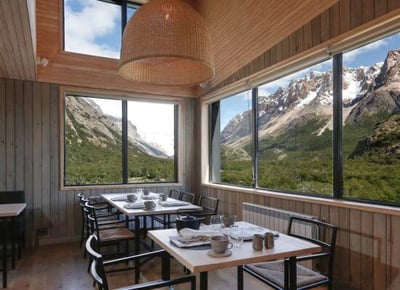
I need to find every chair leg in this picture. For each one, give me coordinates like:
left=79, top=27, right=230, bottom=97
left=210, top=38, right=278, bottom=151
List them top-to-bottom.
left=80, top=224, right=84, bottom=248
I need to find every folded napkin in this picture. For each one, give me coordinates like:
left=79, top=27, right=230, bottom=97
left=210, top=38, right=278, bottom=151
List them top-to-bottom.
left=141, top=193, right=160, bottom=199
left=111, top=195, right=127, bottom=201
left=159, top=201, right=189, bottom=207
left=123, top=202, right=144, bottom=209
left=229, top=226, right=279, bottom=240
left=179, top=228, right=220, bottom=239
left=169, top=235, right=209, bottom=248
left=177, top=235, right=210, bottom=243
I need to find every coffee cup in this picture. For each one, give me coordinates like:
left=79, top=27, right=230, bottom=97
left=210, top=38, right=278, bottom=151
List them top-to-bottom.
left=143, top=189, right=150, bottom=196
left=159, top=193, right=168, bottom=201
left=126, top=194, right=137, bottom=203
left=144, top=200, right=156, bottom=210
left=210, top=235, right=233, bottom=254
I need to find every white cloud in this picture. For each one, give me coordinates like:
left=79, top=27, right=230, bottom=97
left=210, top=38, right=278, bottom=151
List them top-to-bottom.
left=64, top=0, right=120, bottom=58
left=343, top=39, right=388, bottom=63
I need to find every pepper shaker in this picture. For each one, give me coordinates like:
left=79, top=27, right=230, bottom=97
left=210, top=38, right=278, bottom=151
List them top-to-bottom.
left=264, top=232, right=275, bottom=249
left=252, top=234, right=264, bottom=251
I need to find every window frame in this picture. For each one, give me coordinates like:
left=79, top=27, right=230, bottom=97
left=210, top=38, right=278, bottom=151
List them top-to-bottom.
left=207, top=29, right=400, bottom=207
left=59, top=87, right=181, bottom=190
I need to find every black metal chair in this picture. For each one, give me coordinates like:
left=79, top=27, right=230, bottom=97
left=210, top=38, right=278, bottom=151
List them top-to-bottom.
left=168, top=189, right=181, bottom=200
left=179, top=191, right=196, bottom=203
left=78, top=193, right=121, bottom=252
left=196, top=195, right=219, bottom=224
left=84, top=202, right=136, bottom=259
left=243, top=216, right=338, bottom=290
left=85, top=234, right=196, bottom=290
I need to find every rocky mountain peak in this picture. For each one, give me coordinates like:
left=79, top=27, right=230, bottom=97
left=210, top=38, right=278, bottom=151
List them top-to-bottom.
left=375, top=49, right=400, bottom=88
left=222, top=50, right=399, bottom=146
left=65, top=96, right=169, bottom=158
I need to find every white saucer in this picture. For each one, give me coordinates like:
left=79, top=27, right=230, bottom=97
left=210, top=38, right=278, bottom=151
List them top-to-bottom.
left=207, top=249, right=232, bottom=258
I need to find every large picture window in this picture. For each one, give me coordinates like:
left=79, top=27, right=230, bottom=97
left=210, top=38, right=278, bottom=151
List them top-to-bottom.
left=209, top=31, right=400, bottom=205
left=342, top=33, right=400, bottom=203
left=257, top=60, right=333, bottom=195
left=64, top=93, right=177, bottom=186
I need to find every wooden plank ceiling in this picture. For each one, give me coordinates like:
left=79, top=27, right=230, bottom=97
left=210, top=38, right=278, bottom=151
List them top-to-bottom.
left=0, top=0, right=338, bottom=97
left=0, top=0, right=36, bottom=81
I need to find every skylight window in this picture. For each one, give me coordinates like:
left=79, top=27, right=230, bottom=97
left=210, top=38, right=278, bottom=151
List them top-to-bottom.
left=63, top=0, right=139, bottom=59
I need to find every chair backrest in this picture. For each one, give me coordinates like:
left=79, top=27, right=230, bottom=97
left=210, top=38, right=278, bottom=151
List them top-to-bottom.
left=169, top=189, right=181, bottom=199
left=0, top=191, right=25, bottom=204
left=180, top=191, right=195, bottom=203
left=197, top=195, right=219, bottom=224
left=198, top=195, right=219, bottom=214
left=84, top=202, right=100, bottom=239
left=288, top=216, right=338, bottom=282
left=85, top=235, right=109, bottom=290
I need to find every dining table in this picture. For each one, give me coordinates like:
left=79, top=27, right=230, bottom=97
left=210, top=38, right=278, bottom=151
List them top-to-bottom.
left=100, top=192, right=202, bottom=254
left=0, top=203, right=26, bottom=288
left=147, top=221, right=322, bottom=290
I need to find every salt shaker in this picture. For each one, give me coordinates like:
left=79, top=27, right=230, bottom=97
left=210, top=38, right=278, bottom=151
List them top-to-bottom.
left=264, top=232, right=275, bottom=249
left=252, top=234, right=264, bottom=251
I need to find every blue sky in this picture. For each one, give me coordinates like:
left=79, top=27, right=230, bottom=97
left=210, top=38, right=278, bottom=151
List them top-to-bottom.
left=64, top=0, right=400, bottom=131
left=64, top=0, right=136, bottom=58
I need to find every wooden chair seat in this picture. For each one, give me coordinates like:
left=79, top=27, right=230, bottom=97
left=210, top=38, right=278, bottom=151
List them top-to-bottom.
left=97, top=227, right=135, bottom=242
left=245, top=260, right=327, bottom=288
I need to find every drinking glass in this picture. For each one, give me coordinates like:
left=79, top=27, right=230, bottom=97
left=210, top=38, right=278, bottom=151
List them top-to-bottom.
left=210, top=215, right=222, bottom=232
left=229, top=225, right=244, bottom=248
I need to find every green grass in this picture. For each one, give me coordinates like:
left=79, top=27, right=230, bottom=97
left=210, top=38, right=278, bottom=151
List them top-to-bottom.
left=220, top=115, right=400, bottom=203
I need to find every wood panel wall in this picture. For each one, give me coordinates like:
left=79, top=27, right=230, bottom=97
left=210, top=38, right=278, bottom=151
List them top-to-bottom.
left=207, top=0, right=400, bottom=94
left=0, top=78, right=189, bottom=246
left=200, top=186, right=400, bottom=290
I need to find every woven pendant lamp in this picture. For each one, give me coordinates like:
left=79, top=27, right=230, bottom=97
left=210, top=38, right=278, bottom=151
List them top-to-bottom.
left=119, top=0, right=214, bottom=86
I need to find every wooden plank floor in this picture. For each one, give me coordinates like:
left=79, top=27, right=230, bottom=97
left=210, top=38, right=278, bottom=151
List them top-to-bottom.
left=3, top=242, right=326, bottom=290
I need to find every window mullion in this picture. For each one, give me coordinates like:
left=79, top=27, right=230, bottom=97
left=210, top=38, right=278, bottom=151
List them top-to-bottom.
left=333, top=53, right=343, bottom=199
left=252, top=87, right=258, bottom=188
left=122, top=100, right=128, bottom=184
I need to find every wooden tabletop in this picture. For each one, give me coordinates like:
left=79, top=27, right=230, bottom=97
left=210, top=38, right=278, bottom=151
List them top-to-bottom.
left=101, top=193, right=202, bottom=217
left=0, top=203, right=26, bottom=217
left=148, top=222, right=321, bottom=273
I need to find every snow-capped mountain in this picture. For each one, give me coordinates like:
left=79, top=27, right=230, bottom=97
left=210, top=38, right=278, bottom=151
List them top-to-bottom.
left=221, top=50, right=400, bottom=149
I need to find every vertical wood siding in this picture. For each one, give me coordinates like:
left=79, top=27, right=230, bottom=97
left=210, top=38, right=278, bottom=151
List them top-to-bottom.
left=0, top=79, right=185, bottom=245
left=201, top=185, right=400, bottom=289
